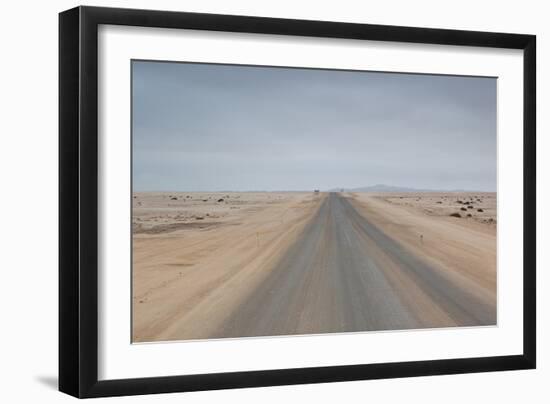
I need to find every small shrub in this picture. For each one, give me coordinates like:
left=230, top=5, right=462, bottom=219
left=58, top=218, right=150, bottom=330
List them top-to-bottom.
left=460, top=207, right=467, bottom=211
left=477, top=208, right=484, bottom=212
left=450, top=212, right=462, bottom=218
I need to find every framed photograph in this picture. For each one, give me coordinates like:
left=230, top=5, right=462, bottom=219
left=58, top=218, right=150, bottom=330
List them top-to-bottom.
left=59, top=6, right=536, bottom=398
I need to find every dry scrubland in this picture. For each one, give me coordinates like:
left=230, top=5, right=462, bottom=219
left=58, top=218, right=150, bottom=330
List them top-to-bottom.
left=132, top=191, right=496, bottom=342
left=377, top=192, right=496, bottom=224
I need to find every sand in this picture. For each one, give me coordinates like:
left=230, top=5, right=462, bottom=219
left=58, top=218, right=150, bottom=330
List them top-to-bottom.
left=132, top=191, right=497, bottom=342
left=132, top=192, right=324, bottom=341
left=349, top=192, right=497, bottom=304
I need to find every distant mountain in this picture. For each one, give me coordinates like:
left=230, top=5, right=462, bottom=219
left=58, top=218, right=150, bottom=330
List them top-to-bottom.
left=327, top=184, right=469, bottom=193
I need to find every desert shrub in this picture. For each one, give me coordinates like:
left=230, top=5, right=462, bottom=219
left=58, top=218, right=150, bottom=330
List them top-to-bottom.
left=450, top=212, right=461, bottom=218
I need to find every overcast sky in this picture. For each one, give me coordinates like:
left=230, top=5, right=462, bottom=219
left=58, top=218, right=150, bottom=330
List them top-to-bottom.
left=132, top=61, right=496, bottom=192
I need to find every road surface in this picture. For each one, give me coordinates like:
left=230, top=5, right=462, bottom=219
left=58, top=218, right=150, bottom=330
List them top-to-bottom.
left=217, top=193, right=496, bottom=338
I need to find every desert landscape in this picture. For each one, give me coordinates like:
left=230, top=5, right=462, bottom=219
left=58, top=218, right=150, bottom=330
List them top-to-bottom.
left=132, top=191, right=496, bottom=342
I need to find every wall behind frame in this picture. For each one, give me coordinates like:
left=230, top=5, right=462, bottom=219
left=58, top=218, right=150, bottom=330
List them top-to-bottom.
left=0, top=0, right=546, bottom=403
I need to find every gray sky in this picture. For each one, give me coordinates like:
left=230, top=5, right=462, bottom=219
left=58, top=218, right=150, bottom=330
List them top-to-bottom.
left=132, top=61, right=496, bottom=192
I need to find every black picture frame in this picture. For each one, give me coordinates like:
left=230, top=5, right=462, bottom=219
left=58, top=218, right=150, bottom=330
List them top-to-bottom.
left=59, top=5, right=536, bottom=398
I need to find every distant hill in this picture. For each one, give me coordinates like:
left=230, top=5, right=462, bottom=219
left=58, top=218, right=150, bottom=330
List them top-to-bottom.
left=327, top=184, right=470, bottom=193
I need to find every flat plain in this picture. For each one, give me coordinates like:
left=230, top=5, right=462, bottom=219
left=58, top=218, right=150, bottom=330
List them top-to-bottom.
left=132, top=191, right=496, bottom=342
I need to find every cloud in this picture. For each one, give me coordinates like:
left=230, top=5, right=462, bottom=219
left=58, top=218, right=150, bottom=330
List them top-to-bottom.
left=132, top=61, right=496, bottom=191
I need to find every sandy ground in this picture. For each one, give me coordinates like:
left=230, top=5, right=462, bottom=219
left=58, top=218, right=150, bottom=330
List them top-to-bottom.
left=132, top=191, right=496, bottom=342
left=132, top=192, right=324, bottom=341
left=350, top=192, right=496, bottom=304
left=374, top=192, right=497, bottom=225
